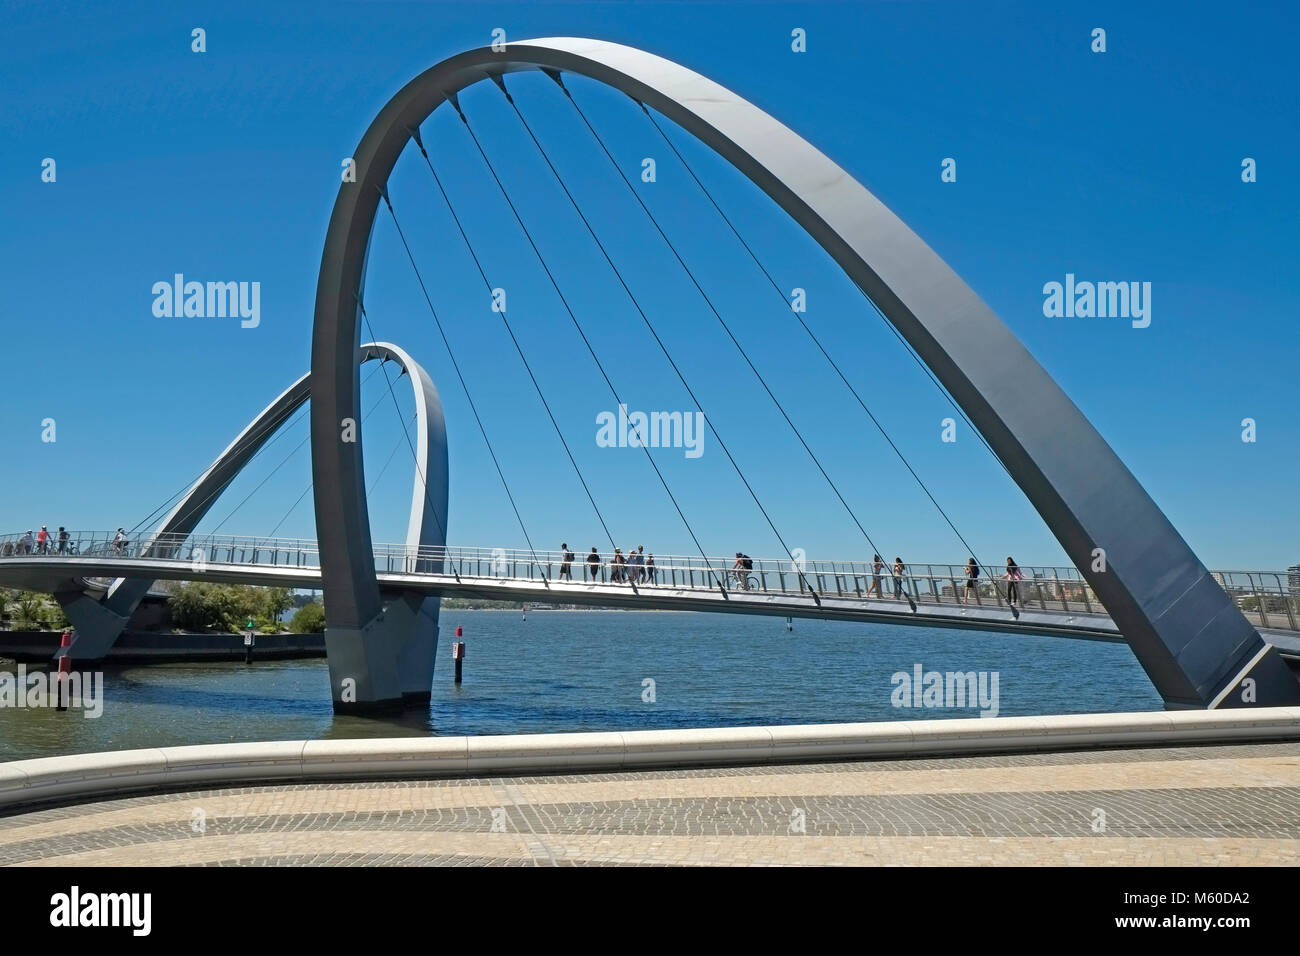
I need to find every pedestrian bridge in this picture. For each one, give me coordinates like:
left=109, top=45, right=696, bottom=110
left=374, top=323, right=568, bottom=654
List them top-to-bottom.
left=7, top=38, right=1297, bottom=712
left=3, top=531, right=1297, bottom=651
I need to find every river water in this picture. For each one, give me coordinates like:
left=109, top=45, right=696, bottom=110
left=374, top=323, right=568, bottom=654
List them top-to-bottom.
left=0, top=610, right=1161, bottom=761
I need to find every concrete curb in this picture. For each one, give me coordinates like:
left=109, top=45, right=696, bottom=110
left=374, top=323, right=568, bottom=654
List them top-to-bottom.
left=2, top=707, right=1299, bottom=812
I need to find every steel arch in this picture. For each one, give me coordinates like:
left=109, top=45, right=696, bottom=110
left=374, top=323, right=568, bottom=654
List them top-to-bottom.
left=310, top=37, right=1298, bottom=710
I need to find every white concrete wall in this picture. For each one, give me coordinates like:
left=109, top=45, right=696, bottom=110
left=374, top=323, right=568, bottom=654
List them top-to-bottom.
left=2, top=707, right=1298, bottom=811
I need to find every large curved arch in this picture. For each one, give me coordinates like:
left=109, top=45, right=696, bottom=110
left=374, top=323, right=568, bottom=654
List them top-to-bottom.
left=311, top=37, right=1298, bottom=711
left=61, top=342, right=448, bottom=689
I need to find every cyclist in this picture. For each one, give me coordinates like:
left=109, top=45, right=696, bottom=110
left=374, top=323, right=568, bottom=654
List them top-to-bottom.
left=57, top=527, right=69, bottom=554
left=733, top=552, right=754, bottom=589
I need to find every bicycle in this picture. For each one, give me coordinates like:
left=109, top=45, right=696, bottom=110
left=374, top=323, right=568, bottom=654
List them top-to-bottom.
left=730, top=567, right=759, bottom=591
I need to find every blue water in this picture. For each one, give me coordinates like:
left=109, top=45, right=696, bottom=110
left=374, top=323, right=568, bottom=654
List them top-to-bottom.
left=0, top=611, right=1162, bottom=761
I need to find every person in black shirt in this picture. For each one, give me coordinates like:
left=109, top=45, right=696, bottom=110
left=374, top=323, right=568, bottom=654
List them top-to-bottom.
left=963, top=558, right=978, bottom=604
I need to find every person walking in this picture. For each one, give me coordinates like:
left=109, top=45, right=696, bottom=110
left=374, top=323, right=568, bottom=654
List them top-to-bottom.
left=57, top=527, right=69, bottom=554
left=113, top=528, right=127, bottom=555
left=19, top=530, right=33, bottom=555
left=559, top=543, right=574, bottom=581
left=632, top=546, right=646, bottom=584
left=586, top=547, right=601, bottom=582
left=612, top=548, right=626, bottom=583
left=646, top=552, right=656, bottom=585
left=869, top=554, right=885, bottom=597
left=893, top=557, right=907, bottom=599
left=1004, top=557, right=1024, bottom=608
left=963, top=558, right=979, bottom=604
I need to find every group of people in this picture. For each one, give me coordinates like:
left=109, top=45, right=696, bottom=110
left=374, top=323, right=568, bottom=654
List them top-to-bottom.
left=3, top=526, right=71, bottom=556
left=2, top=527, right=132, bottom=557
left=558, top=544, right=658, bottom=585
left=555, top=546, right=761, bottom=589
left=553, top=548, right=1029, bottom=605
left=867, top=554, right=1027, bottom=608
left=961, top=557, right=1026, bottom=607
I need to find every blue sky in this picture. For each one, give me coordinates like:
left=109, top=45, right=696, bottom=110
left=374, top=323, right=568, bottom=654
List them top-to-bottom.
left=2, top=0, right=1296, bottom=572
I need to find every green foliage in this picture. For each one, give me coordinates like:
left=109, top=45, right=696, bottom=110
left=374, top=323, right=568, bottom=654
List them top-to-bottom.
left=168, top=583, right=294, bottom=633
left=264, top=587, right=293, bottom=621
left=0, top=590, right=67, bottom=631
left=13, top=591, right=43, bottom=629
left=440, top=598, right=523, bottom=609
left=36, top=601, right=69, bottom=629
left=288, top=601, right=326, bottom=633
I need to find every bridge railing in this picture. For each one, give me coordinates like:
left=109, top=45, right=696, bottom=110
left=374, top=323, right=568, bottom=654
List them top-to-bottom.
left=2, top=531, right=1296, bottom=631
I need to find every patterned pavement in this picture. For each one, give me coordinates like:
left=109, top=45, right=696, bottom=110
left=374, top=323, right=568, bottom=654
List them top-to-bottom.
left=2, top=741, right=1299, bottom=865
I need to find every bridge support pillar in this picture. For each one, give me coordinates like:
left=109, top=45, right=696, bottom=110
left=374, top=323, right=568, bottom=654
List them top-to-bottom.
left=53, top=590, right=129, bottom=663
left=325, top=593, right=441, bottom=714
left=398, top=594, right=441, bottom=703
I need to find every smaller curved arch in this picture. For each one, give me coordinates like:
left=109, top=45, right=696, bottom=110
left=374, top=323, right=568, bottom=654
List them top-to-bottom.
left=63, top=343, right=447, bottom=664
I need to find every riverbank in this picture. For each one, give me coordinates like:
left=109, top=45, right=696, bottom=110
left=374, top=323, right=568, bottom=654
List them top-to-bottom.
left=0, top=630, right=324, bottom=664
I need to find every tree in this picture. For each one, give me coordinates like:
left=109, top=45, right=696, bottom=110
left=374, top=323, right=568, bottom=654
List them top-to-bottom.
left=168, top=582, right=228, bottom=631
left=168, top=582, right=296, bottom=632
left=263, top=587, right=293, bottom=624
left=13, top=591, right=42, bottom=630
left=37, top=600, right=69, bottom=630
left=289, top=601, right=326, bottom=634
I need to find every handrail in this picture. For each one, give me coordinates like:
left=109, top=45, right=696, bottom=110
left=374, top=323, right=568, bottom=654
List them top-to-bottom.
left=1, top=530, right=1296, bottom=631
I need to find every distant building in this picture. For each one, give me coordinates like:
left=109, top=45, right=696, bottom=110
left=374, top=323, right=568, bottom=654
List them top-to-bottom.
left=1290, top=565, right=1300, bottom=594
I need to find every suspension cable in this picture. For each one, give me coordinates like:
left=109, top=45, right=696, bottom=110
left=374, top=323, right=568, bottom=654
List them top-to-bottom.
left=553, top=76, right=892, bottom=569
left=486, top=78, right=819, bottom=602
left=446, top=95, right=731, bottom=597
left=631, top=95, right=999, bottom=578
left=405, top=127, right=630, bottom=590
left=378, top=186, right=548, bottom=587
left=356, top=302, right=451, bottom=550
left=141, top=365, right=384, bottom=541
left=211, top=381, right=394, bottom=535
left=267, top=387, right=415, bottom=538
left=129, top=400, right=311, bottom=535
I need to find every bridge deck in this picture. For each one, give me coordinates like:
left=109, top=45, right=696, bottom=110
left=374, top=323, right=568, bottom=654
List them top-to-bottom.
left=3, top=528, right=1297, bottom=666
left=5, top=552, right=1296, bottom=650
